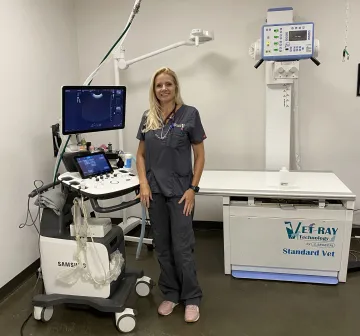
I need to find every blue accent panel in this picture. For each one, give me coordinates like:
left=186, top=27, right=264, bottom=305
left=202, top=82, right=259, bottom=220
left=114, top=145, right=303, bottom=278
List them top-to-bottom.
left=268, top=7, right=293, bottom=12
left=263, top=22, right=314, bottom=27
left=261, top=25, right=264, bottom=59
left=263, top=54, right=313, bottom=61
left=232, top=271, right=339, bottom=285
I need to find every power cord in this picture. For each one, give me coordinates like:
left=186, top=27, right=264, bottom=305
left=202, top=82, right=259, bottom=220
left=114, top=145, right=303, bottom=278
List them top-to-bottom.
left=19, top=180, right=45, bottom=234
left=19, top=180, right=45, bottom=336
left=19, top=180, right=45, bottom=257
left=20, top=271, right=44, bottom=336
left=20, top=313, right=33, bottom=336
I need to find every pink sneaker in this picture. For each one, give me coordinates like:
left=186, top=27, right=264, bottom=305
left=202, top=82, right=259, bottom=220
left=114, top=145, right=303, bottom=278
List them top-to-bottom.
left=158, top=301, right=178, bottom=316
left=185, top=305, right=200, bottom=323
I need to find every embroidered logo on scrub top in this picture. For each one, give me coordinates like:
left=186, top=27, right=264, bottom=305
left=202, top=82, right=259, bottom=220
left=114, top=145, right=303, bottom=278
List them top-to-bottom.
left=173, top=123, right=186, bottom=131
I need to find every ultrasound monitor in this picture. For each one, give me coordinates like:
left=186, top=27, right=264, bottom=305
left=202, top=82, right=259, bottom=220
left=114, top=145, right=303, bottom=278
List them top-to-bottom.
left=62, top=86, right=126, bottom=135
left=74, top=152, right=113, bottom=179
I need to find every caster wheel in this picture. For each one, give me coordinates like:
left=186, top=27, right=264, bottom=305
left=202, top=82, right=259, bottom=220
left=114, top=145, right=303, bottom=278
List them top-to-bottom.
left=135, top=276, right=154, bottom=297
left=34, top=306, right=53, bottom=322
left=115, top=308, right=136, bottom=333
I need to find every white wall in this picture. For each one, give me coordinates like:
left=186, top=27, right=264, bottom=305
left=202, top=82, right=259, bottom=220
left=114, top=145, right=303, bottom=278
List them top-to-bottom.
left=0, top=0, right=80, bottom=289
left=75, top=0, right=360, bottom=221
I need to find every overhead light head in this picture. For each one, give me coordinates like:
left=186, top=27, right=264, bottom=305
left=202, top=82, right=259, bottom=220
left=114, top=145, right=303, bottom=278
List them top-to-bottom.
left=189, top=29, right=214, bottom=46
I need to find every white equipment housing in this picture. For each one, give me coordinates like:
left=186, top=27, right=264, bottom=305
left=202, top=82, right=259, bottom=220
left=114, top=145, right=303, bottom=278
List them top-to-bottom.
left=250, top=7, right=320, bottom=171
left=198, top=170, right=355, bottom=285
left=70, top=218, right=112, bottom=238
left=40, top=236, right=112, bottom=298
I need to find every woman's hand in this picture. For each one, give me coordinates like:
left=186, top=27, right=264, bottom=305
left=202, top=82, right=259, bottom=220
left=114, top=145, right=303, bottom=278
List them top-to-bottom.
left=137, top=182, right=152, bottom=208
left=179, top=189, right=195, bottom=216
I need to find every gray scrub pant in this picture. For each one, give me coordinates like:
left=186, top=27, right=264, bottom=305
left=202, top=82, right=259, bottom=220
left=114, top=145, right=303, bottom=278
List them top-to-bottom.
left=148, top=193, right=202, bottom=306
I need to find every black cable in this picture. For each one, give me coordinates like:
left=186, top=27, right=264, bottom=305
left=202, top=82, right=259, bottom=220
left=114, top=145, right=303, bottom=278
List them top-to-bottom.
left=88, top=19, right=134, bottom=85
left=53, top=135, right=70, bottom=188
left=19, top=180, right=44, bottom=234
left=20, top=180, right=44, bottom=259
left=19, top=197, right=39, bottom=233
left=128, top=215, right=150, bottom=223
left=20, top=273, right=44, bottom=336
left=20, top=312, right=32, bottom=336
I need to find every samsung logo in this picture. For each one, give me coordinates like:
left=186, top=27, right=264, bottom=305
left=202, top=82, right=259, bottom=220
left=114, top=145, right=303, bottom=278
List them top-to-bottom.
left=57, top=261, right=86, bottom=268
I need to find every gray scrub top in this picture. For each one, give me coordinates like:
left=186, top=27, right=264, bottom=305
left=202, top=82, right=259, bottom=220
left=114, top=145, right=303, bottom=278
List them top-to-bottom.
left=136, top=104, right=206, bottom=197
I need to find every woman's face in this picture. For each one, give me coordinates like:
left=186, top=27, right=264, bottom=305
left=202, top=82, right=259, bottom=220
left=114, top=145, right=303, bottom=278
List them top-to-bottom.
left=154, top=73, right=176, bottom=104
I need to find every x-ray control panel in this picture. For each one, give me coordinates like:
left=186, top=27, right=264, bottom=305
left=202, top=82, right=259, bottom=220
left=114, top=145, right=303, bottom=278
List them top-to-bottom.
left=261, top=22, right=314, bottom=61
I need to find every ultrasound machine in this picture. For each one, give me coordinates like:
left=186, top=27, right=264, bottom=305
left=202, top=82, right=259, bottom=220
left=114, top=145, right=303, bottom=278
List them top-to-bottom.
left=30, top=86, right=153, bottom=333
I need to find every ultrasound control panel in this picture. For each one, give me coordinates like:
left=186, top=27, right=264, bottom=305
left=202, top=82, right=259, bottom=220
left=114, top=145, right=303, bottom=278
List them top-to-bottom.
left=261, top=22, right=314, bottom=61
left=58, top=169, right=139, bottom=198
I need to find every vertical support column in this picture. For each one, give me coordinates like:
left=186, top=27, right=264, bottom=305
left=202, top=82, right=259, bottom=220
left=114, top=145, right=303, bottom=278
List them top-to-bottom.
left=265, top=7, right=294, bottom=171
left=265, top=82, right=292, bottom=170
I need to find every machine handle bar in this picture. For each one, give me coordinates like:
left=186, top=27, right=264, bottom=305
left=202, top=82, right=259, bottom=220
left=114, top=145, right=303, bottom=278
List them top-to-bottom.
left=254, top=57, right=320, bottom=68
left=310, top=57, right=321, bottom=66
left=254, top=59, right=264, bottom=69
left=89, top=198, right=140, bottom=213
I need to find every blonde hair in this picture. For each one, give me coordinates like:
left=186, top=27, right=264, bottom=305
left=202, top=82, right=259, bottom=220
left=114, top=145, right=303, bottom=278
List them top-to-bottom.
left=143, top=67, right=184, bottom=132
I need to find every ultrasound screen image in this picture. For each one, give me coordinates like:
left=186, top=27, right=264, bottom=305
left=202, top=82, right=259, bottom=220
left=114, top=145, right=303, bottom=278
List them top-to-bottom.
left=62, top=87, right=126, bottom=134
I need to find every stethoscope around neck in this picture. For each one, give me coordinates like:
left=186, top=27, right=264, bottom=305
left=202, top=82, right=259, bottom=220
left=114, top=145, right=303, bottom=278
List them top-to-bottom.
left=155, top=104, right=177, bottom=140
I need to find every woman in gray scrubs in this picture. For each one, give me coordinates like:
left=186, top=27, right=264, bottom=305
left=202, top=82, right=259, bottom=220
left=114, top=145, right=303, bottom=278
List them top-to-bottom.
left=136, top=67, right=206, bottom=323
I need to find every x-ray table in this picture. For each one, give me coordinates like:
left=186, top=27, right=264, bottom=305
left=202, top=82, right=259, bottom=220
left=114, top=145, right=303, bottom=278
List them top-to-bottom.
left=198, top=170, right=356, bottom=284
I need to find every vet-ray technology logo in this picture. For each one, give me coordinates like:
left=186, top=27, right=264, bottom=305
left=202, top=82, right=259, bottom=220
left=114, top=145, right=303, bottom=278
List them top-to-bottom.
left=284, top=221, right=337, bottom=242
